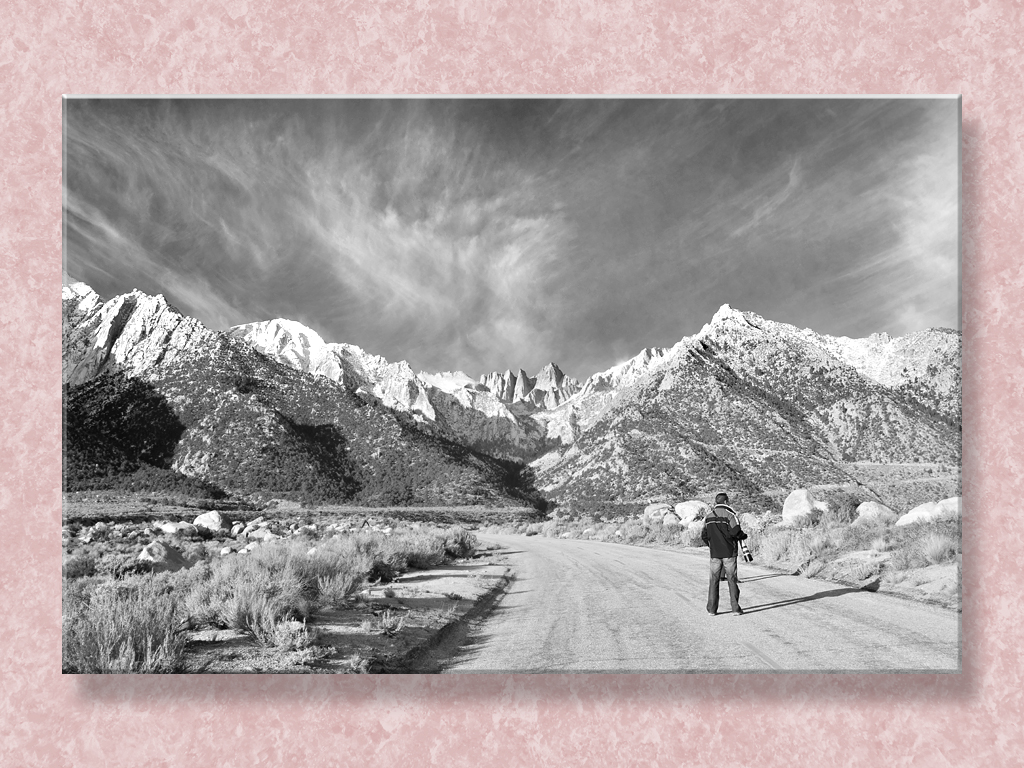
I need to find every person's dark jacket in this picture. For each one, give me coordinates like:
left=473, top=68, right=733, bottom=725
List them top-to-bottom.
left=701, top=504, right=747, bottom=559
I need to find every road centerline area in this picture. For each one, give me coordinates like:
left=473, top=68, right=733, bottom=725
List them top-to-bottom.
left=446, top=534, right=960, bottom=673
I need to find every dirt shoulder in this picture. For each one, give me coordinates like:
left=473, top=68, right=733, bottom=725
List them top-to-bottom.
left=183, top=557, right=513, bottom=674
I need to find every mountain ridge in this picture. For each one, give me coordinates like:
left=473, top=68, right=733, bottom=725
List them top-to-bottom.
left=63, top=280, right=960, bottom=514
left=62, top=282, right=546, bottom=508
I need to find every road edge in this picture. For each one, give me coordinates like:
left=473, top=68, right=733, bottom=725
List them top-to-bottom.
left=386, top=566, right=514, bottom=673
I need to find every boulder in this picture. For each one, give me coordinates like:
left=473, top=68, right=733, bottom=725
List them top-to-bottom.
left=782, top=489, right=826, bottom=527
left=896, top=497, right=961, bottom=527
left=938, top=497, right=962, bottom=518
left=674, top=501, right=709, bottom=525
left=853, top=501, right=898, bottom=526
left=896, top=502, right=939, bottom=526
left=643, top=503, right=672, bottom=524
left=193, top=510, right=227, bottom=533
left=662, top=512, right=681, bottom=528
left=156, top=521, right=198, bottom=537
left=241, top=521, right=269, bottom=538
left=247, top=528, right=280, bottom=542
left=137, top=542, right=189, bottom=573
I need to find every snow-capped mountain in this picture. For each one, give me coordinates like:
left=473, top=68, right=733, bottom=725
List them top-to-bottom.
left=63, top=279, right=960, bottom=513
left=62, top=281, right=546, bottom=507
left=532, top=304, right=961, bottom=512
left=228, top=319, right=558, bottom=461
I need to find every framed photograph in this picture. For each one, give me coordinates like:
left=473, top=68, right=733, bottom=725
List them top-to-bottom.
left=61, top=96, right=960, bottom=673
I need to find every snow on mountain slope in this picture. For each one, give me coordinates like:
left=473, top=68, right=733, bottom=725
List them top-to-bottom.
left=62, top=284, right=539, bottom=506
left=229, top=320, right=555, bottom=461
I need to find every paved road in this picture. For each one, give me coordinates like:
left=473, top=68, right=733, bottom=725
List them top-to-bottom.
left=446, top=534, right=960, bottom=673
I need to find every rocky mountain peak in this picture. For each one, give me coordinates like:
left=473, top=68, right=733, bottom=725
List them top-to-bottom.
left=62, top=285, right=209, bottom=388
left=697, top=303, right=765, bottom=340
left=229, top=319, right=327, bottom=372
left=534, top=362, right=565, bottom=391
left=513, top=369, right=537, bottom=401
left=479, top=370, right=518, bottom=401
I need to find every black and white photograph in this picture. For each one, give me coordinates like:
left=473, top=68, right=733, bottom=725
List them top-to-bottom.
left=62, top=96, right=961, bottom=674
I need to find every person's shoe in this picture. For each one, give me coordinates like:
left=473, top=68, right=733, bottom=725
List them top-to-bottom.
left=731, top=607, right=744, bottom=616
left=707, top=609, right=717, bottom=616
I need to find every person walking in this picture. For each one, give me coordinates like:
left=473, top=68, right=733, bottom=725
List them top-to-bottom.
left=701, top=492, right=748, bottom=616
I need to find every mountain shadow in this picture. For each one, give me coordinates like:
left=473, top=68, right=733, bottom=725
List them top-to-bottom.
left=63, top=372, right=224, bottom=498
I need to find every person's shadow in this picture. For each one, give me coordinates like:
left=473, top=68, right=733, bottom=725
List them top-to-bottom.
left=741, top=586, right=863, bottom=614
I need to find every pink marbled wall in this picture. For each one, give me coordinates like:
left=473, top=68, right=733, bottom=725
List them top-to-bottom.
left=2, top=0, right=1020, bottom=765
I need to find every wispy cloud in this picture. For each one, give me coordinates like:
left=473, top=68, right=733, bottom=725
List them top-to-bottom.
left=63, top=98, right=960, bottom=379
left=732, top=157, right=803, bottom=237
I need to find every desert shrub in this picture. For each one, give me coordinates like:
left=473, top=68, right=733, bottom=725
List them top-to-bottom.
left=834, top=519, right=889, bottom=552
left=621, top=520, right=645, bottom=543
left=640, top=520, right=663, bottom=543
left=880, top=521, right=961, bottom=573
left=440, top=526, right=476, bottom=559
left=657, top=526, right=683, bottom=545
left=395, top=535, right=445, bottom=570
left=871, top=536, right=892, bottom=552
left=178, top=540, right=211, bottom=562
left=181, top=546, right=309, bottom=632
left=888, top=546, right=915, bottom=571
left=94, top=551, right=149, bottom=580
left=62, top=553, right=97, bottom=580
left=851, top=562, right=879, bottom=581
left=316, top=573, right=362, bottom=608
left=62, top=578, right=187, bottom=674
left=224, top=584, right=285, bottom=645
left=376, top=609, right=406, bottom=636
left=271, top=618, right=322, bottom=651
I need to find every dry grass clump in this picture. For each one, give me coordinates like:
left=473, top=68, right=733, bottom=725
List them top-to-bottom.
left=817, top=491, right=860, bottom=527
left=882, top=520, right=961, bottom=572
left=748, top=529, right=797, bottom=563
left=799, top=532, right=837, bottom=562
left=920, top=532, right=958, bottom=565
left=801, top=560, right=826, bottom=578
left=317, top=573, right=362, bottom=609
left=376, top=609, right=406, bottom=637
left=270, top=618, right=322, bottom=651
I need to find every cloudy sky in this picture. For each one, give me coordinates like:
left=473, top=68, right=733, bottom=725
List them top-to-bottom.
left=63, top=97, right=959, bottom=381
